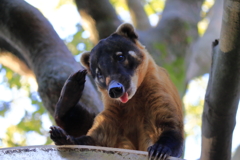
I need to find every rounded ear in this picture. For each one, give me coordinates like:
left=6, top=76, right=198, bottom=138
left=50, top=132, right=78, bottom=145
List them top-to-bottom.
left=115, top=23, right=138, bottom=42
left=80, top=51, right=90, bottom=72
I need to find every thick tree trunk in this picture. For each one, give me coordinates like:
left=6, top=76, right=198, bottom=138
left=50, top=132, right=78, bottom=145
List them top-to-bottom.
left=0, top=0, right=102, bottom=116
left=75, top=0, right=122, bottom=44
left=126, top=0, right=151, bottom=30
left=200, top=1, right=240, bottom=159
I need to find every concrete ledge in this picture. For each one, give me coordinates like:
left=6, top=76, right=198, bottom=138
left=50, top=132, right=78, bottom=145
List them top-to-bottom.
left=0, top=145, right=184, bottom=160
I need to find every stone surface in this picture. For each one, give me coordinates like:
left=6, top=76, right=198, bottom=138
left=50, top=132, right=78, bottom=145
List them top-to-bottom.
left=0, top=145, right=184, bottom=160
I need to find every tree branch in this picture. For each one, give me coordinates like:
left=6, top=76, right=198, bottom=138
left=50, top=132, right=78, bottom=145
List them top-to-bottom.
left=0, top=0, right=103, bottom=116
left=75, top=0, right=122, bottom=44
left=126, top=0, right=151, bottom=30
left=186, top=0, right=223, bottom=82
left=200, top=0, right=240, bottom=159
left=0, top=37, right=34, bottom=77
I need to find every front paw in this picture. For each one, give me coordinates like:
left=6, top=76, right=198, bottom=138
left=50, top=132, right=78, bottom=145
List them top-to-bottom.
left=63, top=69, right=87, bottom=95
left=58, top=70, right=87, bottom=106
left=49, top=126, right=75, bottom=145
left=148, top=144, right=172, bottom=160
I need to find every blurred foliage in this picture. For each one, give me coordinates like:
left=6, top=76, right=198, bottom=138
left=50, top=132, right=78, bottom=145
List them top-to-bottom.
left=110, top=0, right=128, bottom=10
left=110, top=0, right=166, bottom=15
left=110, top=0, right=165, bottom=23
left=144, top=0, right=166, bottom=15
left=198, top=0, right=215, bottom=36
left=201, top=0, right=215, bottom=18
left=65, top=24, right=94, bottom=56
left=154, top=43, right=186, bottom=96
left=164, top=57, right=185, bottom=95
left=0, top=65, right=53, bottom=147
left=4, top=67, right=22, bottom=89
left=183, top=76, right=207, bottom=137
left=3, top=125, right=26, bottom=147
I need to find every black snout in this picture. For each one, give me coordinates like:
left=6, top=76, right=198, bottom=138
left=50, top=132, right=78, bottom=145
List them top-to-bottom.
left=108, top=81, right=125, bottom=98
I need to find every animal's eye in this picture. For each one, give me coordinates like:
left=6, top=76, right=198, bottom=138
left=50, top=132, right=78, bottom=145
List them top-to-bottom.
left=116, top=55, right=125, bottom=62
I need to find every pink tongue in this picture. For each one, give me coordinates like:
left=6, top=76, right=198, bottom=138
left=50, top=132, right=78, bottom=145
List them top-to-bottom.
left=120, top=92, right=129, bottom=103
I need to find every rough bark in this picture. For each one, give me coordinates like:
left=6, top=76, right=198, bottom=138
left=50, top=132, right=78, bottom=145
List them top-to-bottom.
left=0, top=0, right=102, bottom=116
left=75, top=0, right=122, bottom=44
left=126, top=0, right=151, bottom=30
left=186, top=0, right=223, bottom=83
left=200, top=0, right=240, bottom=159
left=0, top=37, right=34, bottom=77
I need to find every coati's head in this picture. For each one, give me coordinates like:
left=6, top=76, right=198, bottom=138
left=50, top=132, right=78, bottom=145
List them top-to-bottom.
left=80, top=23, right=149, bottom=103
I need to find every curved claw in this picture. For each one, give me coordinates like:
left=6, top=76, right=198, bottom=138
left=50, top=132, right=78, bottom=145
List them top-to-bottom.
left=148, top=144, right=172, bottom=160
left=148, top=148, right=154, bottom=160
left=153, top=151, right=160, bottom=160
left=158, top=154, right=163, bottom=160
left=162, top=154, right=168, bottom=160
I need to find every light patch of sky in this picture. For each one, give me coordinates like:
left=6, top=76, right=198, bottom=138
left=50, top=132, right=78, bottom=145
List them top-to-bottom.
left=24, top=0, right=59, bottom=13
left=25, top=0, right=81, bottom=40
left=47, top=4, right=80, bottom=39
left=202, top=5, right=209, bottom=13
left=116, top=6, right=159, bottom=27
left=116, top=7, right=132, bottom=23
left=149, top=14, right=159, bottom=26
left=81, top=31, right=90, bottom=39
left=75, top=43, right=85, bottom=62
left=77, top=43, right=85, bottom=51
left=74, top=54, right=81, bottom=63
left=0, top=69, right=12, bottom=102
left=184, top=74, right=208, bottom=106
left=0, top=85, right=13, bottom=102
left=232, top=107, right=240, bottom=152
left=41, top=113, right=53, bottom=131
left=0, top=117, right=11, bottom=138
left=26, top=131, right=47, bottom=145
left=13, top=132, right=25, bottom=145
left=185, top=135, right=201, bottom=160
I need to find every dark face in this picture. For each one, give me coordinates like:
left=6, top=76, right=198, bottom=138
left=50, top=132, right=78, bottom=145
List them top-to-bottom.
left=89, top=34, right=143, bottom=103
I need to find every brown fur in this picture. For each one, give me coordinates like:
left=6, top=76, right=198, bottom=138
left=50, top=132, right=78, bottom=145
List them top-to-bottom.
left=50, top=23, right=183, bottom=158
left=85, top=38, right=183, bottom=151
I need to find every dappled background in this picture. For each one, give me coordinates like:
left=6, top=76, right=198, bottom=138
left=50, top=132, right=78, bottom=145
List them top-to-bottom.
left=0, top=0, right=239, bottom=159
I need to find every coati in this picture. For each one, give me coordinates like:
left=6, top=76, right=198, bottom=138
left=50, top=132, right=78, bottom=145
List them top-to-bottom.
left=50, top=23, right=184, bottom=160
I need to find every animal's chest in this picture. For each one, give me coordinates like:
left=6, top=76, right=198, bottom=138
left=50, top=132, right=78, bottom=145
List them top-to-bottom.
left=115, top=98, right=159, bottom=150
left=116, top=102, right=147, bottom=149
left=119, top=110, right=142, bottom=134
